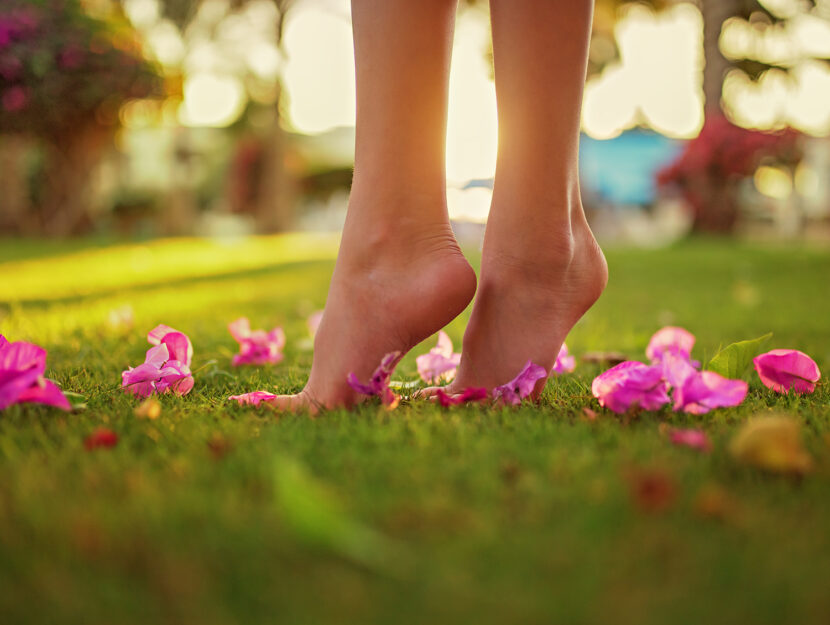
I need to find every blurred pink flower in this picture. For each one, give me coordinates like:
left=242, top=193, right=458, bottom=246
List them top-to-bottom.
left=2, top=86, right=27, bottom=112
left=307, top=310, right=324, bottom=337
left=228, top=317, right=285, bottom=366
left=122, top=325, right=194, bottom=397
left=646, top=326, right=697, bottom=364
left=416, top=331, right=461, bottom=384
left=0, top=334, right=71, bottom=411
left=552, top=343, right=576, bottom=374
left=753, top=349, right=821, bottom=394
left=347, top=351, right=402, bottom=407
left=493, top=361, right=548, bottom=406
left=591, top=361, right=670, bottom=413
left=673, top=370, right=747, bottom=414
left=435, top=387, right=488, bottom=407
left=228, top=391, right=278, bottom=406
left=668, top=427, right=712, bottom=452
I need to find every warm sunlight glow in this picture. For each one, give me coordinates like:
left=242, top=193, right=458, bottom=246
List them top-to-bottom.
left=582, top=3, right=704, bottom=140
left=281, top=6, right=356, bottom=134
left=446, top=11, right=499, bottom=184
left=179, top=73, right=247, bottom=127
left=754, top=165, right=793, bottom=200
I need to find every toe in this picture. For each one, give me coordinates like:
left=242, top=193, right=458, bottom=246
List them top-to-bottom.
left=268, top=391, right=321, bottom=416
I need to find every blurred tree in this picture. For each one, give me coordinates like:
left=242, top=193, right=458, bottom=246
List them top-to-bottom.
left=0, top=0, right=162, bottom=235
left=153, top=0, right=298, bottom=233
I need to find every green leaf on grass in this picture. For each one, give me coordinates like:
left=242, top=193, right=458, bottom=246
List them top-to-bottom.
left=706, top=332, right=772, bottom=378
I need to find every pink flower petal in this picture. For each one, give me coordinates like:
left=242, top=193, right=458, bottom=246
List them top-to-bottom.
left=307, top=310, right=324, bottom=337
left=228, top=317, right=251, bottom=342
left=229, top=321, right=285, bottom=367
left=148, top=325, right=192, bottom=367
left=646, top=326, right=696, bottom=363
left=416, top=331, right=461, bottom=384
left=0, top=337, right=69, bottom=411
left=552, top=343, right=576, bottom=374
left=143, top=344, right=170, bottom=368
left=753, top=349, right=821, bottom=394
left=347, top=351, right=402, bottom=406
left=659, top=351, right=698, bottom=390
left=156, top=361, right=194, bottom=396
left=493, top=361, right=548, bottom=406
left=591, top=361, right=670, bottom=413
left=121, top=362, right=163, bottom=397
left=673, top=370, right=747, bottom=414
left=16, top=379, right=72, bottom=411
left=435, top=387, right=488, bottom=407
left=228, top=390, right=278, bottom=406
left=668, top=427, right=712, bottom=452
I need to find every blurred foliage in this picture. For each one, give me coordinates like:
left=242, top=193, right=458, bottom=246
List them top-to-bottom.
left=0, top=0, right=163, bottom=139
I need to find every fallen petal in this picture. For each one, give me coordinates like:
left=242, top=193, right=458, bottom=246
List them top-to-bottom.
left=646, top=326, right=696, bottom=363
left=552, top=343, right=576, bottom=374
left=753, top=349, right=821, bottom=394
left=493, top=361, right=548, bottom=406
left=591, top=361, right=670, bottom=413
left=674, top=370, right=748, bottom=415
left=16, top=379, right=72, bottom=411
left=435, top=387, right=488, bottom=407
left=228, top=391, right=279, bottom=406
left=667, top=427, right=712, bottom=452
left=85, top=428, right=119, bottom=451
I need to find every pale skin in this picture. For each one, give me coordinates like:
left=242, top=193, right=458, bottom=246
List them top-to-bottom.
left=271, top=0, right=607, bottom=413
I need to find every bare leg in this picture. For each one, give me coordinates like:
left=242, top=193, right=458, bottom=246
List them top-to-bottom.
left=272, top=0, right=476, bottom=412
left=440, top=0, right=607, bottom=395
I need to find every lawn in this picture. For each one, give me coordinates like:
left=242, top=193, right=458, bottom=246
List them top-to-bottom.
left=1, top=234, right=829, bottom=625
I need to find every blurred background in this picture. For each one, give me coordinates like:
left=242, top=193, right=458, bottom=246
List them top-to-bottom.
left=0, top=0, right=829, bottom=245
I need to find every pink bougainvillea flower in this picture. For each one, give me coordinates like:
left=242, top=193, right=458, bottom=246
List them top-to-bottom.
left=307, top=310, right=324, bottom=337
left=228, top=317, right=286, bottom=366
left=147, top=324, right=192, bottom=367
left=122, top=326, right=194, bottom=397
left=646, top=326, right=697, bottom=364
left=416, top=331, right=461, bottom=384
left=0, top=334, right=71, bottom=411
left=552, top=343, right=576, bottom=374
left=753, top=349, right=821, bottom=394
left=347, top=351, right=402, bottom=407
left=658, top=351, right=698, bottom=390
left=493, top=361, right=548, bottom=406
left=591, top=361, right=670, bottom=414
left=673, top=370, right=748, bottom=415
left=435, top=387, right=489, bottom=407
left=228, top=391, right=279, bottom=406
left=667, top=427, right=712, bottom=452
left=84, top=428, right=118, bottom=451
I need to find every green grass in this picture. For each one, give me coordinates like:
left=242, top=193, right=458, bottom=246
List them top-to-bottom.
left=1, top=235, right=829, bottom=625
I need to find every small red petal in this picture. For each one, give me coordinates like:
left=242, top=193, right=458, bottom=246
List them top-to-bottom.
left=84, top=428, right=119, bottom=450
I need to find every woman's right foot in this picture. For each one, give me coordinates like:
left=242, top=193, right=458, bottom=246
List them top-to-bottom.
left=271, top=194, right=476, bottom=414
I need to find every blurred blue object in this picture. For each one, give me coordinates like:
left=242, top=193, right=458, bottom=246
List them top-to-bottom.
left=578, top=130, right=684, bottom=206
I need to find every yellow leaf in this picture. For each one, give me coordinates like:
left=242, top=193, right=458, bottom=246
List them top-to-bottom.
left=729, top=415, right=813, bottom=475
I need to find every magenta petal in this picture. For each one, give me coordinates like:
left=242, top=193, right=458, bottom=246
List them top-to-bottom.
left=228, top=317, right=251, bottom=343
left=147, top=324, right=178, bottom=345
left=646, top=326, right=696, bottom=362
left=160, top=332, right=192, bottom=367
left=0, top=335, right=8, bottom=350
left=0, top=340, right=47, bottom=376
left=552, top=343, right=576, bottom=374
left=144, top=344, right=170, bottom=368
left=753, top=349, right=821, bottom=394
left=347, top=351, right=402, bottom=399
left=660, top=351, right=698, bottom=390
left=156, top=361, right=194, bottom=396
left=493, top=361, right=548, bottom=406
left=591, top=361, right=670, bottom=413
left=122, top=362, right=162, bottom=397
left=673, top=370, right=748, bottom=414
left=16, top=379, right=71, bottom=411
left=436, top=387, right=488, bottom=407
left=228, top=390, right=278, bottom=406
left=668, top=428, right=711, bottom=452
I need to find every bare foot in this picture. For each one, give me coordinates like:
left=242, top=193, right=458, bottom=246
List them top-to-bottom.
left=271, top=194, right=476, bottom=414
left=435, top=206, right=607, bottom=398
